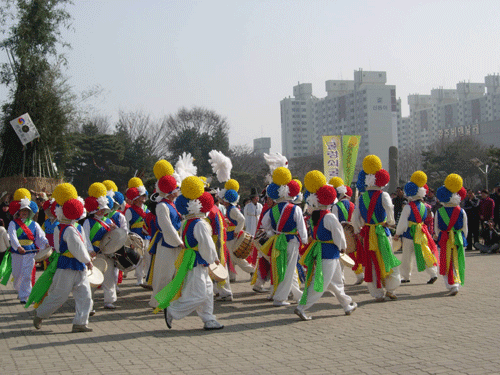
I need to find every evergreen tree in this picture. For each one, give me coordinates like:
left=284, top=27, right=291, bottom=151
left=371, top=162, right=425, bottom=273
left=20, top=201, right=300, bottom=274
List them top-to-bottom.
left=0, top=0, right=73, bottom=177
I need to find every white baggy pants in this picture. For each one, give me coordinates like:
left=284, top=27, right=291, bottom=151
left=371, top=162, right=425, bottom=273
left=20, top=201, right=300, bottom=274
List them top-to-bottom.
left=400, top=238, right=438, bottom=280
left=150, top=245, right=181, bottom=308
left=11, top=252, right=35, bottom=301
left=36, top=268, right=92, bottom=326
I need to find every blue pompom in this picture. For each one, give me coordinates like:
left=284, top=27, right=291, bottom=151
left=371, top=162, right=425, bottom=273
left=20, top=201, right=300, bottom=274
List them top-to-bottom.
left=356, top=170, right=366, bottom=193
left=404, top=182, right=419, bottom=197
left=266, top=183, right=280, bottom=200
left=436, top=186, right=452, bottom=203
left=224, top=189, right=239, bottom=204
left=303, top=190, right=310, bottom=201
left=113, top=191, right=124, bottom=205
left=175, top=195, right=189, bottom=215
left=106, top=196, right=114, bottom=209
left=29, top=201, right=38, bottom=214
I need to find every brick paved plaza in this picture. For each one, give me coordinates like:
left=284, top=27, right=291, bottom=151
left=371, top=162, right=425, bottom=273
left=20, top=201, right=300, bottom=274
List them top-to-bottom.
left=1, top=251, right=499, bottom=375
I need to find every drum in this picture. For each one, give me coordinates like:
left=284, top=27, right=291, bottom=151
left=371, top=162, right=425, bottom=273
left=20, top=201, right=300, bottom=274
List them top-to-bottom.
left=342, top=223, right=357, bottom=254
left=100, top=228, right=128, bottom=255
left=252, top=229, right=270, bottom=251
left=233, top=231, right=254, bottom=259
left=113, top=246, right=142, bottom=272
left=34, top=247, right=53, bottom=262
left=340, top=253, right=355, bottom=268
left=93, top=257, right=108, bottom=275
left=208, top=263, right=228, bottom=282
left=87, top=265, right=104, bottom=288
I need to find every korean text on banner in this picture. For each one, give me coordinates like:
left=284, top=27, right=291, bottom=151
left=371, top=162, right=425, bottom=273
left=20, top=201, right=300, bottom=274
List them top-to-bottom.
left=323, top=136, right=343, bottom=180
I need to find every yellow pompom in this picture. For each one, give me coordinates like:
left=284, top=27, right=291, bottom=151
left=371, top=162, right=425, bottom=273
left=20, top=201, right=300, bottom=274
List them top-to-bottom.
left=348, top=136, right=359, bottom=147
left=363, top=155, right=382, bottom=174
left=153, top=160, right=174, bottom=180
left=272, top=167, right=292, bottom=186
left=304, top=170, right=326, bottom=193
left=410, top=171, right=427, bottom=188
left=444, top=173, right=463, bottom=193
left=181, top=176, right=205, bottom=200
left=199, top=176, right=209, bottom=187
left=128, top=177, right=143, bottom=188
left=329, top=177, right=344, bottom=188
left=293, top=178, right=303, bottom=192
left=224, top=179, right=240, bottom=192
left=102, top=180, right=118, bottom=192
left=88, top=182, right=107, bottom=198
left=52, top=183, right=78, bottom=205
left=13, top=188, right=31, bottom=201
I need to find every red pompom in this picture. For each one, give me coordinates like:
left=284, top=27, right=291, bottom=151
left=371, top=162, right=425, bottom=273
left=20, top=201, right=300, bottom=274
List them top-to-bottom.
left=375, top=169, right=390, bottom=187
left=158, top=175, right=177, bottom=194
left=287, top=180, right=300, bottom=197
left=423, top=184, right=430, bottom=195
left=316, top=185, right=337, bottom=206
left=345, top=186, right=353, bottom=197
left=458, top=186, right=467, bottom=201
left=126, top=187, right=139, bottom=201
left=198, top=192, right=214, bottom=213
left=84, top=196, right=99, bottom=213
left=63, top=199, right=84, bottom=220
left=42, top=200, right=51, bottom=211
left=9, top=201, right=20, bottom=216
left=50, top=201, right=58, bottom=217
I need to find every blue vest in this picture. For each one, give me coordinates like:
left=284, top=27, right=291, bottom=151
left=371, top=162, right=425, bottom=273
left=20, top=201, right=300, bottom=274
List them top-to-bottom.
left=359, top=191, right=390, bottom=236
left=158, top=200, right=181, bottom=247
left=335, top=200, right=353, bottom=223
left=402, top=201, right=427, bottom=239
left=269, top=202, right=298, bottom=241
left=226, top=205, right=238, bottom=241
left=127, top=206, right=151, bottom=240
left=436, top=206, right=466, bottom=245
left=108, top=211, right=125, bottom=228
left=313, top=212, right=340, bottom=259
left=86, top=217, right=112, bottom=253
left=184, top=218, right=208, bottom=266
left=11, top=220, right=38, bottom=254
left=57, top=224, right=86, bottom=271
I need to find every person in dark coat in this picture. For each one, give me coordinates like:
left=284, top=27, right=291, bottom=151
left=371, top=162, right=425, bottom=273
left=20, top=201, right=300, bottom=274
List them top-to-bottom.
left=463, top=189, right=480, bottom=250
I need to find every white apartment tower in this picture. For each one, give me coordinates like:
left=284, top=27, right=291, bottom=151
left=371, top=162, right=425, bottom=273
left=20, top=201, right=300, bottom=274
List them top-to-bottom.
left=281, top=69, right=401, bottom=170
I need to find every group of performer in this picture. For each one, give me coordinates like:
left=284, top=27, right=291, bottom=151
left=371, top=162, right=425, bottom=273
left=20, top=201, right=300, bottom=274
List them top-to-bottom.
left=0, top=152, right=468, bottom=332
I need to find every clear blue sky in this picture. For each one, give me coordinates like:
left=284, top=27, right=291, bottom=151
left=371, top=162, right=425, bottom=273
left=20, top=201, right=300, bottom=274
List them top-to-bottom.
left=1, top=0, right=500, bottom=153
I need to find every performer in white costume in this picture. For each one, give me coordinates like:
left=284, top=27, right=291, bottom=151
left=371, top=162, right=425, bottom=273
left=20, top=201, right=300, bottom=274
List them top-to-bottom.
left=149, top=160, right=184, bottom=308
left=295, top=171, right=357, bottom=320
left=33, top=183, right=94, bottom=332
left=244, top=189, right=262, bottom=236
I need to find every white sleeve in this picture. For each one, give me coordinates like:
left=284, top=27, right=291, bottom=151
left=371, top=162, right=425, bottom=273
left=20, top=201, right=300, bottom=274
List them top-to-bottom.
left=381, top=191, right=395, bottom=226
left=351, top=197, right=364, bottom=234
left=156, top=203, right=183, bottom=247
left=256, top=203, right=263, bottom=217
left=331, top=205, right=340, bottom=220
left=395, top=205, right=411, bottom=236
left=294, top=206, right=308, bottom=243
left=230, top=207, right=245, bottom=234
left=462, top=208, right=468, bottom=238
left=125, top=209, right=133, bottom=228
left=261, top=210, right=274, bottom=237
left=119, top=213, right=128, bottom=232
left=324, top=213, right=346, bottom=251
left=434, top=213, right=440, bottom=238
left=83, top=219, right=94, bottom=253
left=194, top=220, right=217, bottom=264
left=8, top=221, right=19, bottom=249
left=34, top=222, right=49, bottom=249
left=64, top=226, right=92, bottom=265
left=2, top=228, right=10, bottom=251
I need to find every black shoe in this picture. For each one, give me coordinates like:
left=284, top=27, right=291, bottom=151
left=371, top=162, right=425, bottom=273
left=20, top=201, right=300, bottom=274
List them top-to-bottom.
left=427, top=276, right=438, bottom=284
left=401, top=279, right=410, bottom=283
left=20, top=300, right=26, bottom=304
left=164, top=308, right=172, bottom=329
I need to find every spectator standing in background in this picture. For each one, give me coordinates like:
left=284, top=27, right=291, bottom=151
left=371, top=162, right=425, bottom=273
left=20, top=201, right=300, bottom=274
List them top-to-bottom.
left=490, top=184, right=500, bottom=228
left=392, top=187, right=407, bottom=226
left=463, top=189, right=480, bottom=251
left=479, top=190, right=495, bottom=224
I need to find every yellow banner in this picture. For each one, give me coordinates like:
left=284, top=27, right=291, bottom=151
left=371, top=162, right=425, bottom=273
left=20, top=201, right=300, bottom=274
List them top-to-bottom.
left=323, top=136, right=343, bottom=180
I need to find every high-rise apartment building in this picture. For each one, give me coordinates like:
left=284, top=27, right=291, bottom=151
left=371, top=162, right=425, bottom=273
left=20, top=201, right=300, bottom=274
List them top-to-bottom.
left=281, top=69, right=401, bottom=170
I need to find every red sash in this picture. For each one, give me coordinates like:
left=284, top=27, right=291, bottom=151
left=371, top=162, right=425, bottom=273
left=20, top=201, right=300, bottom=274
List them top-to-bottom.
left=347, top=202, right=355, bottom=222
left=130, top=204, right=147, bottom=219
left=312, top=210, right=329, bottom=239
left=93, top=217, right=111, bottom=232
left=15, top=219, right=35, bottom=241
left=59, top=223, right=84, bottom=243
